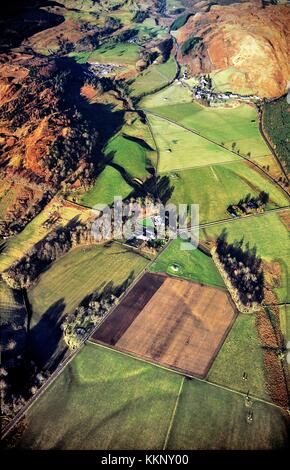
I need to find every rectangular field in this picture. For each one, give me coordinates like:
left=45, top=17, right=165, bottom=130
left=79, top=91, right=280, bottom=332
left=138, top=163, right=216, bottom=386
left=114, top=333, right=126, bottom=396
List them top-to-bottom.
left=142, top=88, right=270, bottom=159
left=93, top=273, right=237, bottom=377
left=208, top=315, right=269, bottom=400
left=167, top=378, right=289, bottom=450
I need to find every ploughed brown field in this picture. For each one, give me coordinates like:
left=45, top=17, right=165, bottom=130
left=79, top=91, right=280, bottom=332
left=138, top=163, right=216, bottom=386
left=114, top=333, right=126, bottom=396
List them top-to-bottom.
left=92, top=273, right=237, bottom=378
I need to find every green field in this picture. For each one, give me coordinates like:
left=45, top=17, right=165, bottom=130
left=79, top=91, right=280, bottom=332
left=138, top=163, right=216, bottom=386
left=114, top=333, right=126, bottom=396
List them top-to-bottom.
left=88, top=42, right=140, bottom=65
left=130, top=59, right=177, bottom=99
left=210, top=67, right=254, bottom=95
left=142, top=87, right=270, bottom=159
left=148, top=114, right=241, bottom=173
left=104, top=133, right=153, bottom=181
left=167, top=161, right=289, bottom=224
left=79, top=165, right=133, bottom=207
left=0, top=203, right=89, bottom=274
left=201, top=210, right=290, bottom=302
left=150, top=239, right=225, bottom=289
left=28, top=242, right=149, bottom=368
left=29, top=242, right=149, bottom=321
left=208, top=315, right=268, bottom=400
left=13, top=343, right=289, bottom=450
left=15, top=343, right=182, bottom=450
left=167, top=378, right=289, bottom=450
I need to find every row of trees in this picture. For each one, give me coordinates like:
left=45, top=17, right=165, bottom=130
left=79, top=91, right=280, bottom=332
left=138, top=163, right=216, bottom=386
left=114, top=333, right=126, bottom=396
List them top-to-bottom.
left=227, top=191, right=269, bottom=217
left=2, top=220, right=96, bottom=289
left=216, top=230, right=264, bottom=307
left=63, top=295, right=118, bottom=349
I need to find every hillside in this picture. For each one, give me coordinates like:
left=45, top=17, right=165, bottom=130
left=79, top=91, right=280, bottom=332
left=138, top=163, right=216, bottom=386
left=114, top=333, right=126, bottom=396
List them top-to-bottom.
left=177, top=1, right=290, bottom=98
left=0, top=53, right=122, bottom=236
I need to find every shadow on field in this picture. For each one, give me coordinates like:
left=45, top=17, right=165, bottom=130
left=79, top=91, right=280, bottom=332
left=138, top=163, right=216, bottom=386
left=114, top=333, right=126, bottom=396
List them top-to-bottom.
left=79, top=271, right=135, bottom=308
left=28, top=272, right=135, bottom=373
left=29, top=298, right=67, bottom=372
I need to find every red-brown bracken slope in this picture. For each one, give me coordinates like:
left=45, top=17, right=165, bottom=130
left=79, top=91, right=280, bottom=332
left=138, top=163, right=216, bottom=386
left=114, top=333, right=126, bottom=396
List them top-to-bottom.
left=177, top=1, right=290, bottom=98
left=0, top=53, right=99, bottom=233
left=0, top=53, right=66, bottom=179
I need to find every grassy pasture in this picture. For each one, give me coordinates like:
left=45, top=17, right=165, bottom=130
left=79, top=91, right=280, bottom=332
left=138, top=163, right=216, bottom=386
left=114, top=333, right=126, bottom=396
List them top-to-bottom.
left=88, top=42, right=140, bottom=65
left=130, top=59, right=177, bottom=99
left=210, top=67, right=254, bottom=95
left=140, top=81, right=193, bottom=108
left=142, top=88, right=270, bottom=159
left=148, top=114, right=240, bottom=173
left=121, top=115, right=157, bottom=167
left=104, top=134, right=153, bottom=181
left=167, top=162, right=289, bottom=224
left=78, top=165, right=133, bottom=208
left=0, top=203, right=89, bottom=274
left=201, top=210, right=290, bottom=303
left=150, top=239, right=225, bottom=289
left=27, top=242, right=149, bottom=369
left=28, top=242, right=149, bottom=321
left=208, top=315, right=268, bottom=400
left=15, top=343, right=182, bottom=450
left=13, top=344, right=289, bottom=450
left=167, top=378, right=289, bottom=450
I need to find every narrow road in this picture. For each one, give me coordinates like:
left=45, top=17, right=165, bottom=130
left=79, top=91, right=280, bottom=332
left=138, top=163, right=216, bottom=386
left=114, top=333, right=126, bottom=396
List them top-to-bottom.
left=179, top=204, right=290, bottom=233
left=1, top=239, right=170, bottom=440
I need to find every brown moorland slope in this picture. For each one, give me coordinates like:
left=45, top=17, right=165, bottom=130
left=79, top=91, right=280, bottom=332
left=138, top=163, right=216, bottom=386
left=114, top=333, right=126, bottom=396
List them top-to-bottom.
left=177, top=1, right=290, bottom=98
left=0, top=54, right=108, bottom=235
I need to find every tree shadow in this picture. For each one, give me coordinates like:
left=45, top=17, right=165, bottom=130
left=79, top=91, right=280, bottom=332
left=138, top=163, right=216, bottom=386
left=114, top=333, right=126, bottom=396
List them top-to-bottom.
left=29, top=298, right=67, bottom=372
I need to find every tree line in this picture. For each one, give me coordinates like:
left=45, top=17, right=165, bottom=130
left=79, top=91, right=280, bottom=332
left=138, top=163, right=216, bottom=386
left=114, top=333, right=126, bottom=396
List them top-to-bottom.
left=216, top=230, right=264, bottom=307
